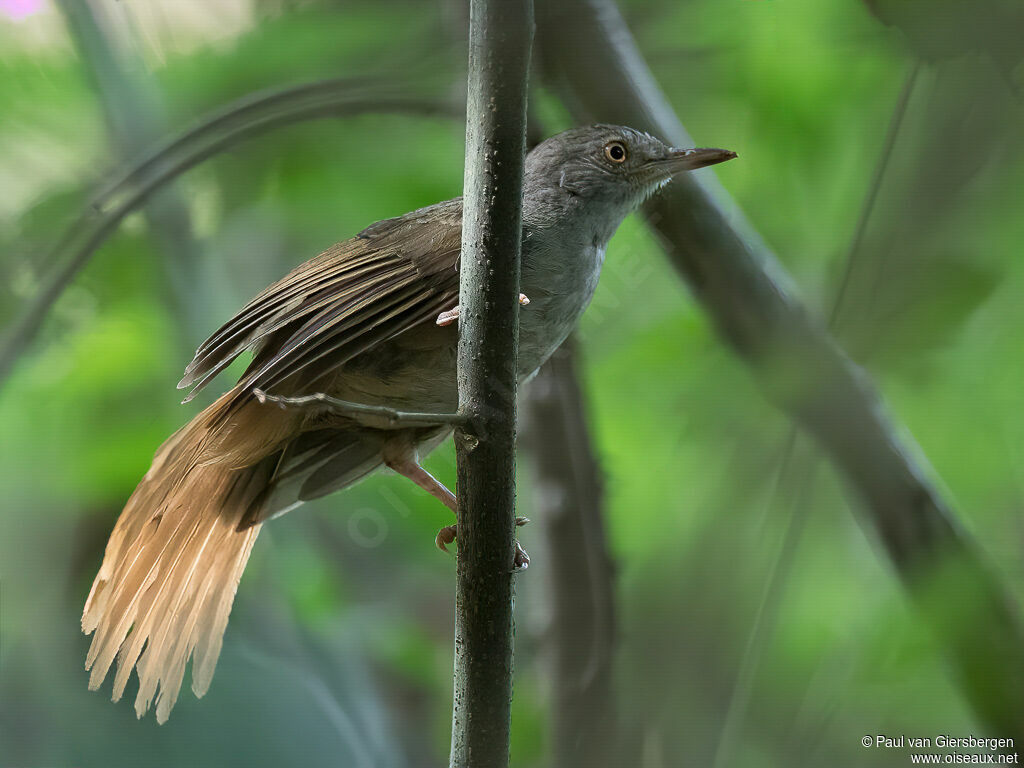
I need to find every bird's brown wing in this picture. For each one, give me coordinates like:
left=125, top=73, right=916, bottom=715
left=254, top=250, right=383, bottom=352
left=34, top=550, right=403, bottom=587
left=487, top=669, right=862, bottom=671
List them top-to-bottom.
left=178, top=198, right=463, bottom=403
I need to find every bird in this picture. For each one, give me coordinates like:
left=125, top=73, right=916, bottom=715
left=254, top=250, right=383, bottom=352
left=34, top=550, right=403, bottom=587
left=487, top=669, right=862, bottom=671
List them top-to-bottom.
left=81, top=124, right=736, bottom=722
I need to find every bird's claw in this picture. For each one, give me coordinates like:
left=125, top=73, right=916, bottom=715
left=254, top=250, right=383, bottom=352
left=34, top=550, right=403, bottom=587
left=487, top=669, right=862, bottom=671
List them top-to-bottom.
left=435, top=294, right=530, bottom=327
left=435, top=307, right=460, bottom=327
left=513, top=516, right=530, bottom=570
left=434, top=520, right=530, bottom=571
left=435, top=524, right=457, bottom=553
left=513, top=540, right=530, bottom=571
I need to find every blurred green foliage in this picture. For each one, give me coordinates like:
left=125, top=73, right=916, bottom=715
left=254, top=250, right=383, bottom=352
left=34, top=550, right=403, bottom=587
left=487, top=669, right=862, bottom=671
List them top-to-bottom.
left=1, top=1, right=1022, bottom=766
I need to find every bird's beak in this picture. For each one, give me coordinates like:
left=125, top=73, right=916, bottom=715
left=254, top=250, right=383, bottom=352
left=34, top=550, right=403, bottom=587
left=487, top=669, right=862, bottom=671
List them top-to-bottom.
left=638, top=147, right=737, bottom=189
left=661, top=147, right=737, bottom=174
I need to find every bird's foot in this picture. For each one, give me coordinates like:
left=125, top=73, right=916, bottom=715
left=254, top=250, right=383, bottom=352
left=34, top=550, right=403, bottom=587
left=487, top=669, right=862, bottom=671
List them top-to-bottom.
left=435, top=294, right=530, bottom=327
left=435, top=307, right=459, bottom=327
left=513, top=515, right=530, bottom=570
left=433, top=517, right=531, bottom=571
left=436, top=524, right=457, bottom=553
left=513, top=539, right=530, bottom=571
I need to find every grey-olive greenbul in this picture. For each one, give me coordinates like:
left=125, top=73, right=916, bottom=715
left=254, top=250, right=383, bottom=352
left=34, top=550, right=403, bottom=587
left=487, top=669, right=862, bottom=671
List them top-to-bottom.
left=82, top=124, right=736, bottom=722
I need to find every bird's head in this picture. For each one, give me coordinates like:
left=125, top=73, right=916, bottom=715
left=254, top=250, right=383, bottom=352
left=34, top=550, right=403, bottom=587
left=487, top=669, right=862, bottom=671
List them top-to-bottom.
left=525, top=124, right=736, bottom=216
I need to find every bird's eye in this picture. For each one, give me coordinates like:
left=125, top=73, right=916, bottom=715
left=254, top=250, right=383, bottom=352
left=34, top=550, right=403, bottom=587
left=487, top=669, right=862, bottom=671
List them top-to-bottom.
left=604, top=141, right=627, bottom=164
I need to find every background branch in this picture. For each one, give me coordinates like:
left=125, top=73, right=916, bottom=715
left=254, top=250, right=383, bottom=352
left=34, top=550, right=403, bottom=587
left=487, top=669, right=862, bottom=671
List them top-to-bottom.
left=56, top=0, right=222, bottom=352
left=57, top=0, right=212, bottom=349
left=539, top=0, right=1024, bottom=739
left=449, top=1, right=533, bottom=766
left=713, top=62, right=921, bottom=768
left=0, top=81, right=459, bottom=389
left=521, top=337, right=618, bottom=768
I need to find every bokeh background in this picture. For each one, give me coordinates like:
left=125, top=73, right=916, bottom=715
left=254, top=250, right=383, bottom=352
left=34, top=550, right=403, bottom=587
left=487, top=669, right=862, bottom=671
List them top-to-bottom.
left=2, top=0, right=1023, bottom=766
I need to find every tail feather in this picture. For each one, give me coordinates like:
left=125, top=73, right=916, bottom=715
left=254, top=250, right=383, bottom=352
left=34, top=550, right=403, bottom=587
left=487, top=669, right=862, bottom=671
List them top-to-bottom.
left=82, top=392, right=283, bottom=723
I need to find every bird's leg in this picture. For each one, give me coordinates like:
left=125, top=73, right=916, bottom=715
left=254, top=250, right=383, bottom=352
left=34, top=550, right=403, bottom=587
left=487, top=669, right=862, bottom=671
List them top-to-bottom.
left=435, top=293, right=530, bottom=327
left=382, top=438, right=531, bottom=569
left=382, top=439, right=456, bottom=542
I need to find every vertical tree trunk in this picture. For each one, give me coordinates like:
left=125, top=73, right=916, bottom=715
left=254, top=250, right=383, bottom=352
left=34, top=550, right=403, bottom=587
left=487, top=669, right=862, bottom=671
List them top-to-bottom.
left=449, top=1, right=534, bottom=767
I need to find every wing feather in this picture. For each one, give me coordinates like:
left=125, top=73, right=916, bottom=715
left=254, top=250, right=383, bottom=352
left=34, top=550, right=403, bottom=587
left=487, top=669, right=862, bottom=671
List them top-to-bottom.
left=178, top=199, right=463, bottom=403
left=250, top=280, right=440, bottom=392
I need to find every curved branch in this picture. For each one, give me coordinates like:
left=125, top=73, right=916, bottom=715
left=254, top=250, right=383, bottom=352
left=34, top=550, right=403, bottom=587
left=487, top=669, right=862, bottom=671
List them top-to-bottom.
left=57, top=0, right=212, bottom=348
left=0, top=80, right=460, bottom=389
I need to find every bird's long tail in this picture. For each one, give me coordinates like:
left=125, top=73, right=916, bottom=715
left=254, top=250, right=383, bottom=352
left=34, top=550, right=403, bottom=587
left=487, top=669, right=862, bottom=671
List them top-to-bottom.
left=82, top=390, right=293, bottom=723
